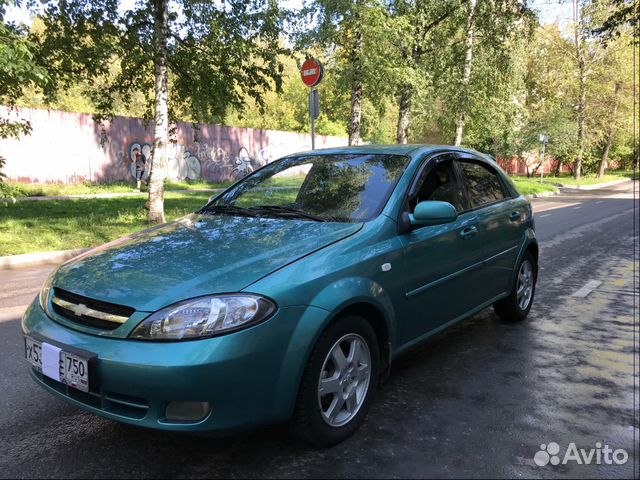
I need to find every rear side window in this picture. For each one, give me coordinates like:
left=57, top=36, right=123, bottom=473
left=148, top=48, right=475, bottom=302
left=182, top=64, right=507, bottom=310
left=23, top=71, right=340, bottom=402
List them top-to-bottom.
left=458, top=161, right=507, bottom=208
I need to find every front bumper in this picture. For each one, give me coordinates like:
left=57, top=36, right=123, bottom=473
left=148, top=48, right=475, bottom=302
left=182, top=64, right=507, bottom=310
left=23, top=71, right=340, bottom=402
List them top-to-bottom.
left=22, top=300, right=329, bottom=433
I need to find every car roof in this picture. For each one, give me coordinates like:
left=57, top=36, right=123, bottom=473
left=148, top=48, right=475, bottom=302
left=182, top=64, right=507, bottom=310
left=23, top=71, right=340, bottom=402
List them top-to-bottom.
left=289, top=144, right=490, bottom=160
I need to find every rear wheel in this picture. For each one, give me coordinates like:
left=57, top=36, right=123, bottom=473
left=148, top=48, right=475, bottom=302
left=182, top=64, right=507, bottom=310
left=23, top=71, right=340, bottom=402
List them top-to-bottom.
left=493, top=251, right=537, bottom=321
left=292, top=315, right=379, bottom=447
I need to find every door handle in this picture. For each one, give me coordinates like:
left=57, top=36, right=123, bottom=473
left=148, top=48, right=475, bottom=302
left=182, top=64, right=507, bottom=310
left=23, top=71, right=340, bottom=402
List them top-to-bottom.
left=509, top=211, right=521, bottom=222
left=459, top=225, right=478, bottom=240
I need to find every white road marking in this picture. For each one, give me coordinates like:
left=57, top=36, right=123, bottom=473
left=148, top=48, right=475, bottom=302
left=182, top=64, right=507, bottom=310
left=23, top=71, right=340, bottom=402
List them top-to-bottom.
left=595, top=200, right=604, bottom=204
left=532, top=202, right=580, bottom=213
left=572, top=206, right=582, bottom=209
left=539, top=213, right=552, bottom=218
left=572, top=280, right=603, bottom=298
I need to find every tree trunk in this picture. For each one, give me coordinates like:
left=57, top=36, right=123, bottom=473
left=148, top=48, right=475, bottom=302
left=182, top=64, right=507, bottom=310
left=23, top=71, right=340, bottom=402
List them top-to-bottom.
left=148, top=0, right=169, bottom=224
left=348, top=0, right=364, bottom=146
left=454, top=0, right=477, bottom=147
left=573, top=0, right=586, bottom=181
left=575, top=63, right=586, bottom=180
left=597, top=82, right=622, bottom=178
left=396, top=83, right=412, bottom=144
left=554, top=159, right=562, bottom=177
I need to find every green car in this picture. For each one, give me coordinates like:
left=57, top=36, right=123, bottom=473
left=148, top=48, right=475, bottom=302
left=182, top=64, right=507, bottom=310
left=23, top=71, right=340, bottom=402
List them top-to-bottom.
left=22, top=145, right=538, bottom=446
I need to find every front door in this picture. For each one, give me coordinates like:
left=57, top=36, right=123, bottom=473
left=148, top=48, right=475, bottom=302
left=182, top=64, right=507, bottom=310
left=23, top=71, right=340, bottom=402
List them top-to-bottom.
left=397, top=155, right=488, bottom=344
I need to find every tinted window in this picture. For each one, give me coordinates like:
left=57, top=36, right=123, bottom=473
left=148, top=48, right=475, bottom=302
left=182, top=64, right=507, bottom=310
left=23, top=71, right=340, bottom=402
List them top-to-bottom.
left=210, top=154, right=409, bottom=222
left=411, top=160, right=466, bottom=212
left=459, top=161, right=507, bottom=208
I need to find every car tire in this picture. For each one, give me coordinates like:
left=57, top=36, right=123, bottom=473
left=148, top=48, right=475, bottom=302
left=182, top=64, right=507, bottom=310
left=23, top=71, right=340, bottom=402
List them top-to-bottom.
left=493, top=251, right=537, bottom=321
left=291, top=315, right=380, bottom=447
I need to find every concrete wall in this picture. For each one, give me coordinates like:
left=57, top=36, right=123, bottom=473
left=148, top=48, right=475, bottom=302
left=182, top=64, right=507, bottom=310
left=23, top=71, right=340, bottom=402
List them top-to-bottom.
left=0, top=107, right=347, bottom=184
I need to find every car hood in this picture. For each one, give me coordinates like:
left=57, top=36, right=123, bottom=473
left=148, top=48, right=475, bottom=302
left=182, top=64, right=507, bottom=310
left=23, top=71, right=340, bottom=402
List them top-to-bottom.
left=52, top=214, right=362, bottom=311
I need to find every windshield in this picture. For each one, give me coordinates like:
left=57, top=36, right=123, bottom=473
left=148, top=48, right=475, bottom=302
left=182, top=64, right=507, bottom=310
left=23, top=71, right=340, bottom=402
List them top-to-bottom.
left=202, top=153, right=409, bottom=222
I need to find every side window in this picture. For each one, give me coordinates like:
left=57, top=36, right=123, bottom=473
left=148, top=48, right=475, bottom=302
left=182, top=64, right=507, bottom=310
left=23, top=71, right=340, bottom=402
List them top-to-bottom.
left=410, top=160, right=466, bottom=212
left=458, top=161, right=507, bottom=208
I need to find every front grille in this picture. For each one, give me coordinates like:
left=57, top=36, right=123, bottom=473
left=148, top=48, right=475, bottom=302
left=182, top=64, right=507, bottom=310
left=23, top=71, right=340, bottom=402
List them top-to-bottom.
left=51, top=288, right=135, bottom=331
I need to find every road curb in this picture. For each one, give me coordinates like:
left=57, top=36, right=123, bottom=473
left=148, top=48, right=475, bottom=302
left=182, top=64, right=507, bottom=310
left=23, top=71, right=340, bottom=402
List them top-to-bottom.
left=526, top=190, right=560, bottom=199
left=0, top=248, right=89, bottom=269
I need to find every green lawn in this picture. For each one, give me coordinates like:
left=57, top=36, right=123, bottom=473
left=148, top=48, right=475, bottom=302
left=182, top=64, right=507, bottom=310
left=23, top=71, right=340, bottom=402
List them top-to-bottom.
left=510, top=169, right=635, bottom=195
left=542, top=170, right=636, bottom=187
left=1, top=175, right=306, bottom=198
left=510, top=177, right=559, bottom=196
left=1, top=180, right=229, bottom=197
left=0, top=182, right=305, bottom=256
left=0, top=192, right=211, bottom=256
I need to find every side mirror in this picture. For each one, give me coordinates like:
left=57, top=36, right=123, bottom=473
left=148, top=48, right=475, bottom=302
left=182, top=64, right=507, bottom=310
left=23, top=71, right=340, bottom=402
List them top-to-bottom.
left=409, top=201, right=458, bottom=227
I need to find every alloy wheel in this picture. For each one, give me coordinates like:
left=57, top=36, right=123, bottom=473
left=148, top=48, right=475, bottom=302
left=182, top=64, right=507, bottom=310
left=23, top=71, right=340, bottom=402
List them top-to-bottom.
left=517, top=260, right=534, bottom=310
left=317, top=333, right=371, bottom=427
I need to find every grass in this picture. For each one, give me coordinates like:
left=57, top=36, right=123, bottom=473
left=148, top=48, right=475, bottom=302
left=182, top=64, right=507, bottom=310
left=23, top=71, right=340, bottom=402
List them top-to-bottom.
left=510, top=169, right=635, bottom=195
left=541, top=169, right=637, bottom=187
left=1, top=175, right=306, bottom=198
left=510, top=177, right=559, bottom=196
left=0, top=180, right=305, bottom=256
left=1, top=180, right=229, bottom=197
left=0, top=192, right=211, bottom=256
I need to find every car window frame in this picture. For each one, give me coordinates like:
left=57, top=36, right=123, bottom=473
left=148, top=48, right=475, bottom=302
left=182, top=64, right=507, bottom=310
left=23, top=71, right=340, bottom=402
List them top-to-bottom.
left=453, top=154, right=514, bottom=213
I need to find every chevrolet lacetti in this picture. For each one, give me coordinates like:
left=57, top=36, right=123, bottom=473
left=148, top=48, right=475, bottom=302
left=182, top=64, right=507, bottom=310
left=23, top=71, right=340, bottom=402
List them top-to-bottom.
left=22, top=145, right=538, bottom=446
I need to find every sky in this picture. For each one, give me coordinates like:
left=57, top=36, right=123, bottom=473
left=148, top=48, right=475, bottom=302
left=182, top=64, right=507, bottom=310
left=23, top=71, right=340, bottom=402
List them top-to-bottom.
left=5, top=0, right=575, bottom=29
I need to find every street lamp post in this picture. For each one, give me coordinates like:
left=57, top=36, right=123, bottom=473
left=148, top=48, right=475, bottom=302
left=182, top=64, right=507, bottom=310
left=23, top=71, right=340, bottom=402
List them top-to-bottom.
left=539, top=134, right=549, bottom=184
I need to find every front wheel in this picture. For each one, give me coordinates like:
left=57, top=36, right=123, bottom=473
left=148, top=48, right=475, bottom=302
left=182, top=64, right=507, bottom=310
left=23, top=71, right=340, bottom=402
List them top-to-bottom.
left=493, top=251, right=537, bottom=321
left=292, top=315, right=379, bottom=447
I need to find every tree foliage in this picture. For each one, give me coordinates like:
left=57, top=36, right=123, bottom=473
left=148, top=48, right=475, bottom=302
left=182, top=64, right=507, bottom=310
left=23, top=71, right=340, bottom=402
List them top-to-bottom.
left=0, top=0, right=49, bottom=139
left=3, top=0, right=636, bottom=194
left=24, top=0, right=287, bottom=222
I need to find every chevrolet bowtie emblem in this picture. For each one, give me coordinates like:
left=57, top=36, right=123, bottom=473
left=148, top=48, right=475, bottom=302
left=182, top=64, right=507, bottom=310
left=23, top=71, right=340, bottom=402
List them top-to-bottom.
left=69, top=303, right=90, bottom=316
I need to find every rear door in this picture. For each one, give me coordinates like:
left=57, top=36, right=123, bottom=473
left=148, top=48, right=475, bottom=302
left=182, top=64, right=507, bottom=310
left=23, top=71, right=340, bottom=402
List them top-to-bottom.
left=455, top=155, right=522, bottom=299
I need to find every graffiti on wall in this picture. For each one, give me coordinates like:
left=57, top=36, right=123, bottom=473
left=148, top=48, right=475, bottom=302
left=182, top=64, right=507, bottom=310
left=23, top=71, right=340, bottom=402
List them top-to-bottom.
left=0, top=107, right=347, bottom=184
left=116, top=142, right=274, bottom=182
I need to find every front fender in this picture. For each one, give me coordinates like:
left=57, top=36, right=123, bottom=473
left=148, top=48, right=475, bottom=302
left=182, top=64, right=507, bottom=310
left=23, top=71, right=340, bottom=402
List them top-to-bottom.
left=508, top=228, right=538, bottom=287
left=271, top=276, right=398, bottom=421
left=308, top=276, right=397, bottom=348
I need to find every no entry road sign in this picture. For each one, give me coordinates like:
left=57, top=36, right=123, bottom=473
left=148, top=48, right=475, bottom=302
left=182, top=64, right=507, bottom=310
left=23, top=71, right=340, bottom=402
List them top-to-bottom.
left=301, top=58, right=323, bottom=88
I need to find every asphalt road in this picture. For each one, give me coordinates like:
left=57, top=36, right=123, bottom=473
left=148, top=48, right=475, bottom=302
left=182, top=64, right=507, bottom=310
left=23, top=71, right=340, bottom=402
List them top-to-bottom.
left=0, top=181, right=638, bottom=479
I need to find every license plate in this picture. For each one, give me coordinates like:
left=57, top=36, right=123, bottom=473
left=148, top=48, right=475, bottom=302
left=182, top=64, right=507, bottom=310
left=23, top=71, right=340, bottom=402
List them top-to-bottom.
left=25, top=336, right=90, bottom=392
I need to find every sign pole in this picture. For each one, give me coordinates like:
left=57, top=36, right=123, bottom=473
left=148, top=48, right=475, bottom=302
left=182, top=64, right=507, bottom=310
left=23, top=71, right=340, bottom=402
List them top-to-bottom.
left=300, top=58, right=324, bottom=151
left=311, top=89, right=316, bottom=150
left=539, top=134, right=548, bottom=184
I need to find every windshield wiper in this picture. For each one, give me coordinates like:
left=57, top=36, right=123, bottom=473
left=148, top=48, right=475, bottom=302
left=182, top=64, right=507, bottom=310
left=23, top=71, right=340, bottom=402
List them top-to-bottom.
left=199, top=204, right=258, bottom=217
left=249, top=205, right=328, bottom=222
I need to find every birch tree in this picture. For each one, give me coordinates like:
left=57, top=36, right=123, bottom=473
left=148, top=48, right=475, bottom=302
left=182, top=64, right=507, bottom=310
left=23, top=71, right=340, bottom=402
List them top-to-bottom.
left=31, top=0, right=286, bottom=223
left=298, top=0, right=388, bottom=145
left=389, top=0, right=462, bottom=144
left=453, top=0, right=477, bottom=146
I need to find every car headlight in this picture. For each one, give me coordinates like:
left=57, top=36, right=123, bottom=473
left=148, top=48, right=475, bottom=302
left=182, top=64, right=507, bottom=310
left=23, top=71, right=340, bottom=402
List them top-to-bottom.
left=39, top=273, right=54, bottom=312
left=129, top=294, right=277, bottom=341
